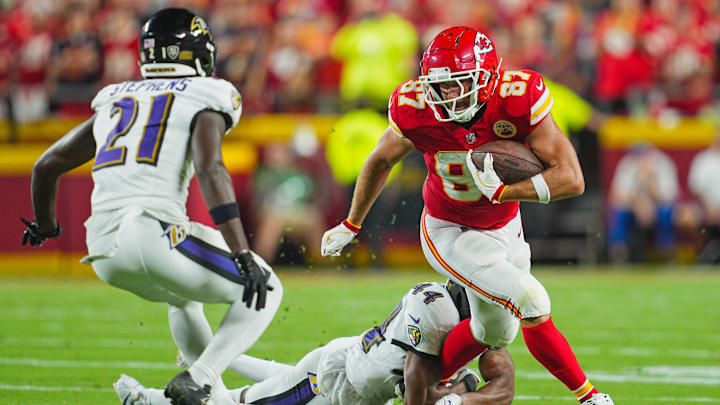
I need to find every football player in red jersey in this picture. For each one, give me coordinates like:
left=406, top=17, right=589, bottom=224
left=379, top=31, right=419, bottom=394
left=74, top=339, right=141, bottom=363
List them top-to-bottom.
left=321, top=27, right=613, bottom=405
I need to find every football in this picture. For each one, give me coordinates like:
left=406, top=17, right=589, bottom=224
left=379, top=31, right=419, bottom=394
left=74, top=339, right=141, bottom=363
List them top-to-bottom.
left=470, top=140, right=544, bottom=184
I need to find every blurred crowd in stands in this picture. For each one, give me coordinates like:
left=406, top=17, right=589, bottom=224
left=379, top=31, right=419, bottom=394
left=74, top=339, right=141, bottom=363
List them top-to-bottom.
left=2, top=0, right=720, bottom=120
left=2, top=0, right=720, bottom=266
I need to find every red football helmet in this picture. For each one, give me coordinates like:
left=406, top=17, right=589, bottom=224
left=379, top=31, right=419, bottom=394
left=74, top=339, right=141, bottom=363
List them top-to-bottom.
left=419, top=27, right=501, bottom=123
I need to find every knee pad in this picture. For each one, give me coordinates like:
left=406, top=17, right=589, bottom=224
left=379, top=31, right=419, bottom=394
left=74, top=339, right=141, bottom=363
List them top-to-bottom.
left=516, top=273, right=551, bottom=318
left=470, top=312, right=519, bottom=348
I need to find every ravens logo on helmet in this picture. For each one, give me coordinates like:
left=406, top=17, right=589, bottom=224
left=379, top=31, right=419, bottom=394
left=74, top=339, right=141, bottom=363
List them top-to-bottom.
left=139, top=8, right=216, bottom=78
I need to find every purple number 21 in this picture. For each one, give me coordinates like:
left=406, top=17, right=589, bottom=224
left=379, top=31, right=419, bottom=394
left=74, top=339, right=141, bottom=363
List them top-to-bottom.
left=93, top=93, right=175, bottom=171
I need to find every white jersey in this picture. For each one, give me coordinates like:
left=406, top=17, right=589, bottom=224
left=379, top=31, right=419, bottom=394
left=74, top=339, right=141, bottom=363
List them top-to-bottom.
left=89, top=77, right=242, bottom=224
left=345, top=281, right=461, bottom=401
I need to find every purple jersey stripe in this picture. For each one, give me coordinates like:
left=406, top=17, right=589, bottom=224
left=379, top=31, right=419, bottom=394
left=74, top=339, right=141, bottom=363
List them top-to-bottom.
left=176, top=237, right=240, bottom=277
left=251, top=379, right=314, bottom=405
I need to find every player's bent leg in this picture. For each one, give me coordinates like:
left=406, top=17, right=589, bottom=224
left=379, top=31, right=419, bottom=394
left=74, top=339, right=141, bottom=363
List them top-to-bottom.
left=117, top=215, right=283, bottom=405
left=88, top=228, right=184, bottom=304
left=466, top=293, right=519, bottom=348
left=168, top=302, right=214, bottom=366
left=315, top=337, right=368, bottom=405
left=239, top=346, right=329, bottom=404
left=229, top=354, right=295, bottom=382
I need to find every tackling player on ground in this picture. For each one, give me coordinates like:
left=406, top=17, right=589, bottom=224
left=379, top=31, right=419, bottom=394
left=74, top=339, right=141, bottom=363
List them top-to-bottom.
left=22, top=8, right=280, bottom=405
left=321, top=27, right=613, bottom=405
left=115, top=281, right=514, bottom=405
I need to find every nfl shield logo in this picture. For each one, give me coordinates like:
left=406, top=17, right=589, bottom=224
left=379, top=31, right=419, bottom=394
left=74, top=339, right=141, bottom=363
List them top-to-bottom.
left=167, top=45, right=180, bottom=60
left=466, top=132, right=476, bottom=145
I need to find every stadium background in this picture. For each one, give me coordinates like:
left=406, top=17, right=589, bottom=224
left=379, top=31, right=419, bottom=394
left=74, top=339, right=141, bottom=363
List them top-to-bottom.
left=3, top=0, right=720, bottom=272
left=1, top=1, right=720, bottom=404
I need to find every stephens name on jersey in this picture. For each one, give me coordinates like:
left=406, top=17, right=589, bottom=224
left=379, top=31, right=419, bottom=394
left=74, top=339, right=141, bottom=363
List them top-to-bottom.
left=388, top=69, right=553, bottom=230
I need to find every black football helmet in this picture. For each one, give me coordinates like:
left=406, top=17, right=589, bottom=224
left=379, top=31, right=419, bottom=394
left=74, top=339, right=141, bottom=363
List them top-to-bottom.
left=139, top=8, right=216, bottom=78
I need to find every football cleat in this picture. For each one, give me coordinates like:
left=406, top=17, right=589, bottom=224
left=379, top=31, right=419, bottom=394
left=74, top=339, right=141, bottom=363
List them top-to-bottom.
left=164, top=370, right=212, bottom=405
left=114, top=374, right=148, bottom=405
left=581, top=393, right=614, bottom=405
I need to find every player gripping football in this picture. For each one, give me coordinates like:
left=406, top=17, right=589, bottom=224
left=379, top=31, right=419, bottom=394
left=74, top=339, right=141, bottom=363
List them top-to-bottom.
left=321, top=27, right=613, bottom=405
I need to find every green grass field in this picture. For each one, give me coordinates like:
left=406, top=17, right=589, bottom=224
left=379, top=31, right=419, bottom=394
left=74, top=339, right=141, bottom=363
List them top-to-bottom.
left=1, top=266, right=719, bottom=404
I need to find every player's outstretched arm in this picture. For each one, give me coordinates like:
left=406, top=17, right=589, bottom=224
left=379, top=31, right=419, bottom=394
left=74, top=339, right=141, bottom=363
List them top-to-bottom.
left=191, top=110, right=270, bottom=310
left=500, top=113, right=585, bottom=203
left=24, top=115, right=97, bottom=245
left=321, top=126, right=414, bottom=256
left=460, top=348, right=514, bottom=405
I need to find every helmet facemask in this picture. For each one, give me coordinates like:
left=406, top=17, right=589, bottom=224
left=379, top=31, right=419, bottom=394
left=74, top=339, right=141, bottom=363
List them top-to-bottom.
left=420, top=67, right=489, bottom=123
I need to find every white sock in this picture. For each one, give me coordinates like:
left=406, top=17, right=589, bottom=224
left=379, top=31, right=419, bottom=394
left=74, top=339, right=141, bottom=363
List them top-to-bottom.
left=168, top=302, right=213, bottom=365
left=230, top=355, right=294, bottom=382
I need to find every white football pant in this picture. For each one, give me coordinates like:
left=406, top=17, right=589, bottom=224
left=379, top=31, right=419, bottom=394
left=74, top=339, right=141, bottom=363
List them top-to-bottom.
left=85, top=209, right=282, bottom=400
left=419, top=210, right=550, bottom=347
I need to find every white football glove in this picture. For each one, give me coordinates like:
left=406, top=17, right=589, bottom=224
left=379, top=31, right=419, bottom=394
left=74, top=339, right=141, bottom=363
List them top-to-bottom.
left=466, top=150, right=506, bottom=204
left=321, top=220, right=360, bottom=257
left=435, top=393, right=463, bottom=405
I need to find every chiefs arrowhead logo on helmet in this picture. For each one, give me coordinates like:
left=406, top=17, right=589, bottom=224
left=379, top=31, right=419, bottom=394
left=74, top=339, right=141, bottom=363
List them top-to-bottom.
left=475, top=33, right=494, bottom=55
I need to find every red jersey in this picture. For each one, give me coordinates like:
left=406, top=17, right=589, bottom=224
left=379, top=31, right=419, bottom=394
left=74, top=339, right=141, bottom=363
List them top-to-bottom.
left=388, top=69, right=553, bottom=229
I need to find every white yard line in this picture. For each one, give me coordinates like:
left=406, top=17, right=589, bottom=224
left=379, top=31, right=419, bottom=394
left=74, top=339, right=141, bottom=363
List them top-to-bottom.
left=0, top=337, right=169, bottom=349
left=508, top=346, right=720, bottom=360
left=0, top=358, right=175, bottom=370
left=517, top=370, right=720, bottom=386
left=0, top=384, right=113, bottom=392
left=1, top=385, right=718, bottom=403
left=515, top=395, right=720, bottom=403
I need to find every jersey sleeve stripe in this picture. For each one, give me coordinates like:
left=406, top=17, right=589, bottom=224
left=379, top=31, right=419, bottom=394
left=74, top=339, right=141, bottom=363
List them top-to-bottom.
left=530, top=87, right=550, bottom=115
left=530, top=95, right=553, bottom=126
left=388, top=112, right=404, bottom=138
left=390, top=339, right=438, bottom=359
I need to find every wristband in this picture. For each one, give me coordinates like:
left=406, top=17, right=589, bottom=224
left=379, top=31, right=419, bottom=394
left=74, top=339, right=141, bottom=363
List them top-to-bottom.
left=530, top=173, right=551, bottom=204
left=491, top=184, right=507, bottom=204
left=209, top=202, right=240, bottom=225
left=342, top=218, right=361, bottom=233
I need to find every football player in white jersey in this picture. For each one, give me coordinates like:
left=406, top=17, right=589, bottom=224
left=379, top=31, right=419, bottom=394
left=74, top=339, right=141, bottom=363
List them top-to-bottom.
left=21, top=8, right=281, bottom=405
left=114, top=281, right=515, bottom=405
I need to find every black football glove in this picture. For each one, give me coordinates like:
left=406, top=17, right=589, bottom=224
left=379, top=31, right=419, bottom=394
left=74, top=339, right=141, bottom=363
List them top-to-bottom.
left=21, top=217, right=61, bottom=247
left=232, top=250, right=273, bottom=311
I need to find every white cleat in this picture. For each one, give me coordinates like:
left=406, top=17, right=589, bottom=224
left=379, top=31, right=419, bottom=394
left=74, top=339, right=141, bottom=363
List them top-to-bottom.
left=114, top=374, right=148, bottom=405
left=581, top=393, right=614, bottom=405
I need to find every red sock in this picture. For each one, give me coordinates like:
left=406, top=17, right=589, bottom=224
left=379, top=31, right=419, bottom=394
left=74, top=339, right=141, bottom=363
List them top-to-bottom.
left=522, top=317, right=598, bottom=402
left=440, top=318, right=489, bottom=379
